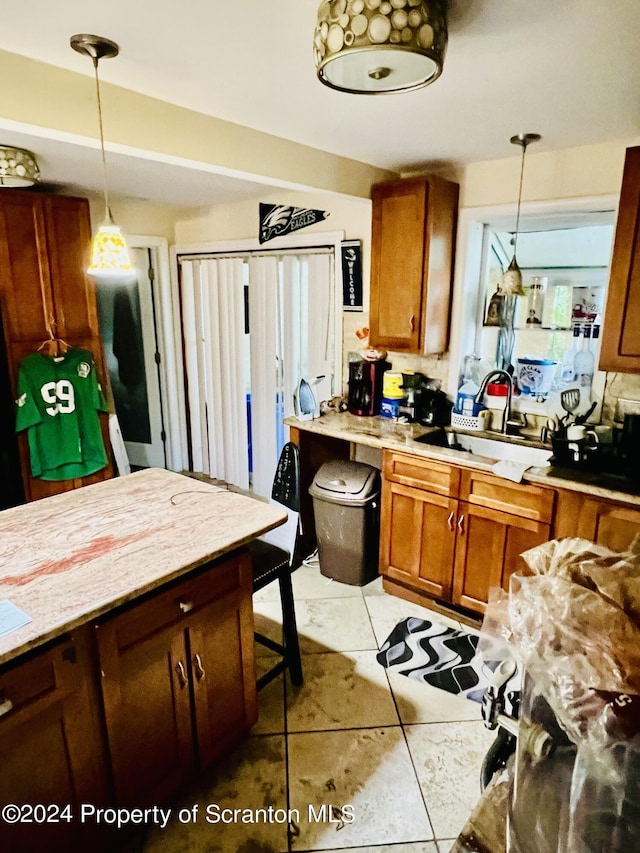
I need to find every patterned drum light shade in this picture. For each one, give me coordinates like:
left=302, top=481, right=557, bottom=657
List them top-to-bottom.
left=314, top=0, right=447, bottom=94
left=0, top=146, right=41, bottom=187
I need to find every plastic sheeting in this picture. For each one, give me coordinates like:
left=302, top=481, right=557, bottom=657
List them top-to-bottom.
left=479, top=536, right=640, bottom=853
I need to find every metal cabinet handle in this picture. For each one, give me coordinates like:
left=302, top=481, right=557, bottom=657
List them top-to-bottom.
left=409, top=314, right=415, bottom=332
left=447, top=511, right=455, bottom=531
left=457, top=514, right=465, bottom=535
left=179, top=601, right=193, bottom=614
left=193, top=653, right=206, bottom=681
left=175, top=660, right=188, bottom=688
left=0, top=696, right=13, bottom=717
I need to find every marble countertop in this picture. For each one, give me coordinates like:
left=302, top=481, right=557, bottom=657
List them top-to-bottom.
left=285, top=412, right=640, bottom=506
left=0, top=468, right=286, bottom=666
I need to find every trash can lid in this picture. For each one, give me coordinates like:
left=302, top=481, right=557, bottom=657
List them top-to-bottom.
left=309, top=460, right=379, bottom=504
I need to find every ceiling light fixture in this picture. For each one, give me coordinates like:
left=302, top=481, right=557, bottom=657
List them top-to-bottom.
left=314, top=0, right=447, bottom=95
left=70, top=33, right=135, bottom=284
left=500, top=132, right=542, bottom=296
left=0, top=146, right=41, bottom=188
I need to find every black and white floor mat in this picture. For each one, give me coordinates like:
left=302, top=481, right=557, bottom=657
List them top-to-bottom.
left=376, top=616, right=517, bottom=704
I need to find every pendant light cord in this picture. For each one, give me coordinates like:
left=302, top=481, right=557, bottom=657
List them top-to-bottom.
left=91, top=55, right=111, bottom=223
left=512, top=142, right=527, bottom=258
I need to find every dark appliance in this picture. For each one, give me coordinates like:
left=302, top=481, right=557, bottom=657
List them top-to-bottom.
left=0, top=309, right=25, bottom=508
left=347, top=359, right=390, bottom=416
left=415, top=386, right=453, bottom=427
left=618, top=413, right=640, bottom=482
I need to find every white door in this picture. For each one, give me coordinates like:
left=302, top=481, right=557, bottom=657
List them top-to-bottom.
left=96, top=246, right=167, bottom=468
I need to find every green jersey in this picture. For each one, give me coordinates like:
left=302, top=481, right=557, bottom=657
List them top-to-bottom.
left=15, top=348, right=109, bottom=481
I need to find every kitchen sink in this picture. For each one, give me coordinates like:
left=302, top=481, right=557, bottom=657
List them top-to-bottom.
left=415, top=428, right=553, bottom=469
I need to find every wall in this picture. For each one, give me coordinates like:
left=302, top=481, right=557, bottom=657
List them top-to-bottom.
left=0, top=50, right=393, bottom=201
left=168, top=138, right=640, bottom=412
left=174, top=188, right=373, bottom=391
left=86, top=192, right=186, bottom=244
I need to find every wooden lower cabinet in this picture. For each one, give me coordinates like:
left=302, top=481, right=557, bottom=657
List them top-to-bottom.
left=380, top=450, right=555, bottom=616
left=381, top=480, right=457, bottom=600
left=554, top=490, right=640, bottom=551
left=452, top=502, right=550, bottom=613
left=96, top=551, right=257, bottom=808
left=0, top=629, right=111, bottom=852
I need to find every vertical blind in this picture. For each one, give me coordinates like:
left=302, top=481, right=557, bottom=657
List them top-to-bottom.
left=179, top=249, right=334, bottom=497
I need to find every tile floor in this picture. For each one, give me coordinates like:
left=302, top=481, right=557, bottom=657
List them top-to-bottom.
left=140, top=564, right=495, bottom=853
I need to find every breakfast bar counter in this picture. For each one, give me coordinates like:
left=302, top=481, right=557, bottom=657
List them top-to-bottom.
left=0, top=467, right=285, bottom=665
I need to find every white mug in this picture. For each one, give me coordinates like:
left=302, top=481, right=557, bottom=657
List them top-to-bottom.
left=567, top=424, right=599, bottom=447
left=566, top=425, right=587, bottom=440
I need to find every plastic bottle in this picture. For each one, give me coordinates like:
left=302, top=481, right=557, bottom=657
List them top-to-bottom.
left=560, top=324, right=581, bottom=385
left=574, top=324, right=594, bottom=394
left=455, top=381, right=480, bottom=415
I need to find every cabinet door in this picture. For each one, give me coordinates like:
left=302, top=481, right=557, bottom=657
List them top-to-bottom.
left=599, top=145, right=640, bottom=373
left=369, top=176, right=458, bottom=355
left=370, top=178, right=428, bottom=352
left=0, top=190, right=54, bottom=343
left=43, top=196, right=98, bottom=340
left=380, top=479, right=457, bottom=599
left=577, top=498, right=640, bottom=552
left=452, top=502, right=550, bottom=615
left=189, top=572, right=257, bottom=769
left=96, top=604, right=196, bottom=807
left=0, top=630, right=110, bottom=851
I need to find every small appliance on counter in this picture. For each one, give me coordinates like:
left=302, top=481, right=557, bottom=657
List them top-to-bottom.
left=347, top=358, right=390, bottom=416
left=293, top=376, right=323, bottom=421
left=415, top=385, right=453, bottom=427
left=617, top=412, right=640, bottom=482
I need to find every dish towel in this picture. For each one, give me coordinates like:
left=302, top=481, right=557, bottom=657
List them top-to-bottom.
left=376, top=616, right=518, bottom=704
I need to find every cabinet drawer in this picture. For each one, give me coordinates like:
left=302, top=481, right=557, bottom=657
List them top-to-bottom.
left=383, top=450, right=460, bottom=497
left=460, top=469, right=555, bottom=523
left=98, top=551, right=250, bottom=653
left=0, top=636, right=84, bottom=729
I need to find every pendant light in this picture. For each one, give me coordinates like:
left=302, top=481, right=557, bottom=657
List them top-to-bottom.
left=314, top=0, right=448, bottom=95
left=70, top=33, right=135, bottom=284
left=500, top=133, right=541, bottom=296
left=0, top=146, right=41, bottom=187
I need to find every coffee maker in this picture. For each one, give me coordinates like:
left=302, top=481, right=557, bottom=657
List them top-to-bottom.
left=347, top=359, right=390, bottom=416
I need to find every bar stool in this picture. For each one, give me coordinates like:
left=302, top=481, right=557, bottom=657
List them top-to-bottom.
left=249, top=442, right=303, bottom=689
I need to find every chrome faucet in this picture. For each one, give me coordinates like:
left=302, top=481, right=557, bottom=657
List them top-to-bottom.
left=474, top=370, right=513, bottom=433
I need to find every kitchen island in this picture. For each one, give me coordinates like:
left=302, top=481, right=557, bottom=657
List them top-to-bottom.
left=0, top=468, right=285, bottom=851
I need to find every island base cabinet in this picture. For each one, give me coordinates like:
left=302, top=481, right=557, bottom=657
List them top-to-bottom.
left=96, top=551, right=258, bottom=808
left=0, top=629, right=111, bottom=852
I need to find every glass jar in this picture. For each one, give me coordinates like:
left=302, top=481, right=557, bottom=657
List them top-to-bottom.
left=526, top=277, right=545, bottom=325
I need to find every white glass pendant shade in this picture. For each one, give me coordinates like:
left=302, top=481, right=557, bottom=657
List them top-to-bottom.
left=314, top=0, right=447, bottom=94
left=71, top=33, right=135, bottom=284
left=0, top=146, right=40, bottom=187
left=87, top=222, right=135, bottom=284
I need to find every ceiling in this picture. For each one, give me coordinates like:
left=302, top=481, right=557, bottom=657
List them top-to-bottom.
left=1, top=0, right=640, bottom=207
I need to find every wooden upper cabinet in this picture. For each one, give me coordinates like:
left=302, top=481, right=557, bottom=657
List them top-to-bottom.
left=599, top=145, right=640, bottom=373
left=369, top=175, right=459, bottom=355
left=0, top=189, right=112, bottom=502
left=0, top=190, right=55, bottom=342
left=0, top=191, right=97, bottom=348
left=43, top=195, right=97, bottom=340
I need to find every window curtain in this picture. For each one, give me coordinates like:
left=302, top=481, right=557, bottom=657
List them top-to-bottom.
left=179, top=248, right=334, bottom=499
left=249, top=251, right=334, bottom=498
left=248, top=255, right=279, bottom=498
left=180, top=257, right=249, bottom=490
